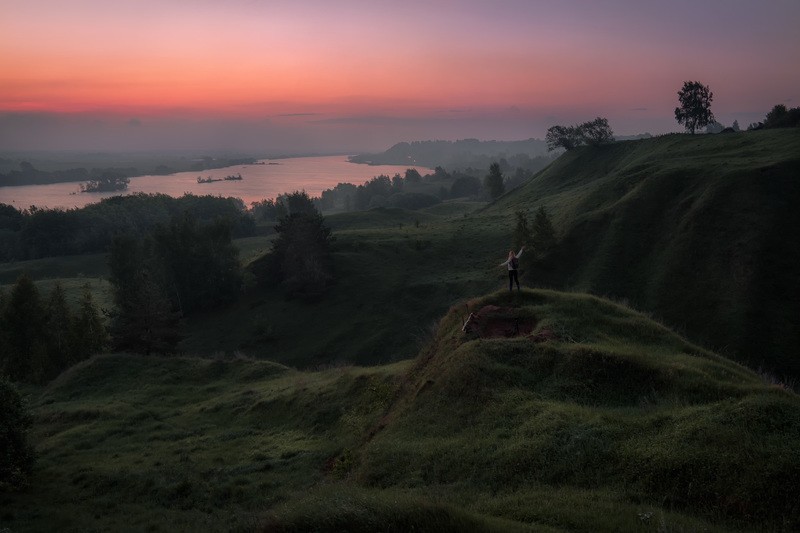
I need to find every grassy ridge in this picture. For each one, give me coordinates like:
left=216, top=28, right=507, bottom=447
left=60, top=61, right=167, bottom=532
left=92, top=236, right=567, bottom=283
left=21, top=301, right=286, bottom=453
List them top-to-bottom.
left=490, top=129, right=800, bottom=377
left=4, top=290, right=798, bottom=531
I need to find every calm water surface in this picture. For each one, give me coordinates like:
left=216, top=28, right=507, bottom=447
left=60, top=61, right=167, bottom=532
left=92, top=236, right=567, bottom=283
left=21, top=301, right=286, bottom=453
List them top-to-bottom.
left=0, top=156, right=432, bottom=210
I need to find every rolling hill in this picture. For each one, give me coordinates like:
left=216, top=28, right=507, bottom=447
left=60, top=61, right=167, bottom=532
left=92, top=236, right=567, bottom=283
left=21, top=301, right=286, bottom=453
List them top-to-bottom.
left=4, top=290, right=798, bottom=531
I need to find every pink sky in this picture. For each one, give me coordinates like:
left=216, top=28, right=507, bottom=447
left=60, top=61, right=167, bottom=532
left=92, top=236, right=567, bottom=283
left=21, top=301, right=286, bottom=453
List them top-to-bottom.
left=1, top=0, right=798, bottom=152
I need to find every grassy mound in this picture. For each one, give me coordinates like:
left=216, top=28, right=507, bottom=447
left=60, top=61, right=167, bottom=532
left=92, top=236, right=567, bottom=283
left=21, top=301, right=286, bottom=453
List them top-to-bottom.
left=353, top=290, right=800, bottom=530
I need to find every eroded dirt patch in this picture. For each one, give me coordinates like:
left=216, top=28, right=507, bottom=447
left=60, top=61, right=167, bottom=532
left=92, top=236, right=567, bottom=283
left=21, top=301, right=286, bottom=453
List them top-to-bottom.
left=462, top=305, right=538, bottom=338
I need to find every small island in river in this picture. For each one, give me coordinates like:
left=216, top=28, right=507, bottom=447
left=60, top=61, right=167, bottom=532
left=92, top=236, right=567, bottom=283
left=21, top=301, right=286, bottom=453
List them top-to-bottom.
left=197, top=173, right=242, bottom=183
left=80, top=176, right=130, bottom=193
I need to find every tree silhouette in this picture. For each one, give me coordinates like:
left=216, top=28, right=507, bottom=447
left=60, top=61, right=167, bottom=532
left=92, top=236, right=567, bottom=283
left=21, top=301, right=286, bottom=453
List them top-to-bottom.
left=675, top=81, right=714, bottom=134
left=580, top=117, right=615, bottom=146
left=547, top=118, right=614, bottom=150
left=546, top=125, right=582, bottom=151
left=484, top=162, right=505, bottom=199
left=259, top=191, right=334, bottom=300
left=152, top=212, right=242, bottom=315
left=108, top=235, right=181, bottom=355
left=2, top=274, right=45, bottom=381
left=42, top=282, right=72, bottom=380
left=71, top=285, right=108, bottom=363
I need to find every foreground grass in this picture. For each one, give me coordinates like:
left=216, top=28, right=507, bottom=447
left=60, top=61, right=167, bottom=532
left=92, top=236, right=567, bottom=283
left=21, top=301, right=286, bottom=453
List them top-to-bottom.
left=4, top=290, right=797, bottom=532
left=2, top=355, right=410, bottom=531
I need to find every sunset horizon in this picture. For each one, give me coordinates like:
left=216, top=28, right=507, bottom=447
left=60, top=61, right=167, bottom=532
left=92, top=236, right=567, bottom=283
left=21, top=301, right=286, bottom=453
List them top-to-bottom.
left=1, top=0, right=799, bottom=152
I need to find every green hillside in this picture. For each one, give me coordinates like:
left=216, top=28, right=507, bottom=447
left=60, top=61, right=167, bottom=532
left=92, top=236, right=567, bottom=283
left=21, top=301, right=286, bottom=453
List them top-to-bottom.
left=489, top=129, right=800, bottom=378
left=178, top=130, right=800, bottom=380
left=4, top=290, right=798, bottom=531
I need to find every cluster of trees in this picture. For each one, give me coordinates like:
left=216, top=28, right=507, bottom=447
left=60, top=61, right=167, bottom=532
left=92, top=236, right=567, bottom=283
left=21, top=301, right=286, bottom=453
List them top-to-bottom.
left=672, top=81, right=799, bottom=133
left=673, top=81, right=800, bottom=133
left=748, top=104, right=800, bottom=130
left=545, top=118, right=615, bottom=151
left=250, top=160, right=550, bottom=221
left=251, top=170, right=445, bottom=219
left=335, top=170, right=443, bottom=211
left=251, top=192, right=334, bottom=300
left=0, top=193, right=255, bottom=261
left=513, top=207, right=557, bottom=258
left=108, top=212, right=242, bottom=354
left=0, top=275, right=107, bottom=384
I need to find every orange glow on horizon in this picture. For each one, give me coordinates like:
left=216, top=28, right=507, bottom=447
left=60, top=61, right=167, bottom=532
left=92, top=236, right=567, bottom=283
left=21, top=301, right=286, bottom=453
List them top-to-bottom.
left=1, top=0, right=798, bottom=149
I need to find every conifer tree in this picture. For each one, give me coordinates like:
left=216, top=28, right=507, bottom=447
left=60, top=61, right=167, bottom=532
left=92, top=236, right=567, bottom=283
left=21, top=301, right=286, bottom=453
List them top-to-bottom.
left=483, top=162, right=505, bottom=199
left=109, top=236, right=181, bottom=355
left=3, top=274, right=46, bottom=381
left=42, top=282, right=72, bottom=379
left=71, top=285, right=108, bottom=363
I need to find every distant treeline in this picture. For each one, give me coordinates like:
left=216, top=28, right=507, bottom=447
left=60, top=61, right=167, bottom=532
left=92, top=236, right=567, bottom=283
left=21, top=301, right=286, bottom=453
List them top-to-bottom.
left=349, top=138, right=550, bottom=168
left=0, top=156, right=258, bottom=187
left=250, top=159, right=550, bottom=221
left=0, top=193, right=255, bottom=261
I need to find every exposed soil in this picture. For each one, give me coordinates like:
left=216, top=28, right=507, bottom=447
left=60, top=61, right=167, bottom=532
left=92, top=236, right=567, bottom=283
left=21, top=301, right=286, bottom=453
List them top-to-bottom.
left=462, top=305, right=550, bottom=340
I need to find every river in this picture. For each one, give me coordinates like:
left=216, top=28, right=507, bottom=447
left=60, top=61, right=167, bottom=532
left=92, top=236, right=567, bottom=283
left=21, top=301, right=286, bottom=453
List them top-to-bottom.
left=0, top=155, right=432, bottom=210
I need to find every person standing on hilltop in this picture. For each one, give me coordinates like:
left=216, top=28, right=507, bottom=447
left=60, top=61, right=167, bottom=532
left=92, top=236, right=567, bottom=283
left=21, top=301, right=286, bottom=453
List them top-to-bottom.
left=499, top=246, right=524, bottom=291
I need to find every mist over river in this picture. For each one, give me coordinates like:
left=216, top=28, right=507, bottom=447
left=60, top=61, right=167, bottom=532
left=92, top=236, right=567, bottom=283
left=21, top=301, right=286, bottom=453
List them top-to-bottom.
left=0, top=156, right=432, bottom=210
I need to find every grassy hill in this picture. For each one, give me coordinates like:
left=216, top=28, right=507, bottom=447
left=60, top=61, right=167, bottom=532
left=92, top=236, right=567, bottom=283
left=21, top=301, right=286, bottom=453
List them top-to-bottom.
left=489, top=129, right=800, bottom=379
left=179, top=130, right=800, bottom=381
left=3, top=290, right=798, bottom=531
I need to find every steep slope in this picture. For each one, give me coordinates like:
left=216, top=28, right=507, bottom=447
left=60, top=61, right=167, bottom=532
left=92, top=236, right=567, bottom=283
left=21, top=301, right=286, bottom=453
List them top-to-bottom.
left=489, top=129, right=800, bottom=378
left=351, top=290, right=800, bottom=531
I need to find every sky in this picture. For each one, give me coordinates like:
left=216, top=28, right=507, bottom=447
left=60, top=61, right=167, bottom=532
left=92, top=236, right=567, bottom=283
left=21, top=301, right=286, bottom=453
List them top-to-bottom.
left=1, top=0, right=798, bottom=153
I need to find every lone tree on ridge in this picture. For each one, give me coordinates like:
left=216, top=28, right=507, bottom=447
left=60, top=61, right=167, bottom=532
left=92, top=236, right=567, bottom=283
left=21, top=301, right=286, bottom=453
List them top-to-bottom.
left=675, top=81, right=714, bottom=134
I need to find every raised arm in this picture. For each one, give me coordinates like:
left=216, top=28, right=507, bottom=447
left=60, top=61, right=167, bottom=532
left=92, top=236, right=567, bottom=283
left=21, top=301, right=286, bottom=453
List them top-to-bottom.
left=516, top=246, right=524, bottom=259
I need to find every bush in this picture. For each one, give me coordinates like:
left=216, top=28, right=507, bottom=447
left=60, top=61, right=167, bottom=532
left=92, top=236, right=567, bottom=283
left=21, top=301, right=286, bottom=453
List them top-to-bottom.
left=0, top=377, right=35, bottom=489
